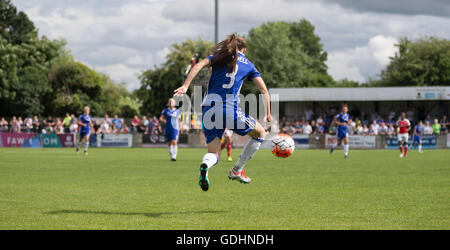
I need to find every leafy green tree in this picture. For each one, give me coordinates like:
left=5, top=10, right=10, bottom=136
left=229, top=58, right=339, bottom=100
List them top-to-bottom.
left=0, top=0, right=36, bottom=44
left=244, top=19, right=334, bottom=94
left=376, top=36, right=450, bottom=86
left=137, top=38, right=213, bottom=116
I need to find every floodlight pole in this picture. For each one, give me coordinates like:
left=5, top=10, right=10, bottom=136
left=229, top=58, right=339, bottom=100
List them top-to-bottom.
left=215, top=0, right=219, bottom=44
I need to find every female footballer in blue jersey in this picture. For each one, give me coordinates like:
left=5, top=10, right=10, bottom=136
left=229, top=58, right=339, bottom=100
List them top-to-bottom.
left=174, top=34, right=272, bottom=192
left=160, top=98, right=181, bottom=161
left=330, top=104, right=350, bottom=158
left=76, top=106, right=92, bottom=155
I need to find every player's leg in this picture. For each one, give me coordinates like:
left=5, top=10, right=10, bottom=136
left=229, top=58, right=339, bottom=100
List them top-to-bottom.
left=229, top=121, right=267, bottom=184
left=76, top=132, right=84, bottom=153
left=83, top=134, right=90, bottom=155
left=343, top=136, right=349, bottom=158
left=398, top=136, right=404, bottom=158
left=199, top=137, right=221, bottom=191
left=226, top=137, right=232, bottom=161
left=403, top=137, right=409, bottom=157
left=171, top=139, right=178, bottom=161
left=418, top=139, right=422, bottom=153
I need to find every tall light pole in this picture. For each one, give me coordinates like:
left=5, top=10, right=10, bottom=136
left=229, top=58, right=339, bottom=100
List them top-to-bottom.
left=214, top=0, right=219, bottom=44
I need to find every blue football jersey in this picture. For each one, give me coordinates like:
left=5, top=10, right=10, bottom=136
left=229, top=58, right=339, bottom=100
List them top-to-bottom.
left=203, top=51, right=260, bottom=106
left=162, top=108, right=181, bottom=131
left=336, top=112, right=349, bottom=132
left=79, top=114, right=91, bottom=131
left=415, top=125, right=423, bottom=135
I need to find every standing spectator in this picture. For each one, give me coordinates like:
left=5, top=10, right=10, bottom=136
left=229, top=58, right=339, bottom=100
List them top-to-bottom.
left=304, top=105, right=314, bottom=122
left=388, top=107, right=396, bottom=119
left=406, top=107, right=414, bottom=122
left=63, top=113, right=72, bottom=133
left=104, top=114, right=111, bottom=125
left=424, top=114, right=432, bottom=124
left=112, top=115, right=122, bottom=130
left=131, top=115, right=140, bottom=133
left=376, top=115, right=384, bottom=125
left=440, top=115, right=448, bottom=134
left=9, top=116, right=21, bottom=133
left=32, top=116, right=40, bottom=133
left=44, top=116, right=55, bottom=133
left=140, top=116, right=149, bottom=133
left=386, top=116, right=396, bottom=126
left=0, top=117, right=8, bottom=132
left=24, top=117, right=33, bottom=133
left=55, top=118, right=64, bottom=134
left=69, top=119, right=78, bottom=134
left=347, top=119, right=355, bottom=135
left=432, top=119, right=441, bottom=135
left=93, top=120, right=101, bottom=134
left=100, top=120, right=110, bottom=134
left=370, top=120, right=380, bottom=135
left=293, top=121, right=302, bottom=134
left=303, top=121, right=312, bottom=135
left=424, top=121, right=433, bottom=135
left=378, top=122, right=388, bottom=135
left=356, top=123, right=364, bottom=135
left=121, top=124, right=130, bottom=133
left=363, top=124, right=370, bottom=135
left=387, top=124, right=396, bottom=138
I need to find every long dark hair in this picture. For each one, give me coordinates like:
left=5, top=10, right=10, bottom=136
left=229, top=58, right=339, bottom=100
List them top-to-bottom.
left=211, top=34, right=247, bottom=72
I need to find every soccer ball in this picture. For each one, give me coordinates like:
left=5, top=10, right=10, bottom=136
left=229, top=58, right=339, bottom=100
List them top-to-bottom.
left=272, top=133, right=295, bottom=158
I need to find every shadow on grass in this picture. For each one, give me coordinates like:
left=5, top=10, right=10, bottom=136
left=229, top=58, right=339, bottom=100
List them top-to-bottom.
left=45, top=209, right=227, bottom=218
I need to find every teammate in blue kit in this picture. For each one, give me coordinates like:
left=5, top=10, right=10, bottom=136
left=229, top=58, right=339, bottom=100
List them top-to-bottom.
left=174, top=34, right=272, bottom=191
left=160, top=98, right=181, bottom=161
left=330, top=104, right=350, bottom=158
left=76, top=106, right=92, bottom=156
left=412, top=120, right=424, bottom=153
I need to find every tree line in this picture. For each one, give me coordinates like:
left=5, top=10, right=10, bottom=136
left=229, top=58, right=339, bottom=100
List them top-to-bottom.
left=1, top=0, right=449, bottom=117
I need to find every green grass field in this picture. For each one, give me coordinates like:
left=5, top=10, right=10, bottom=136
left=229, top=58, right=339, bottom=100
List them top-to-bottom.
left=0, top=147, right=449, bottom=230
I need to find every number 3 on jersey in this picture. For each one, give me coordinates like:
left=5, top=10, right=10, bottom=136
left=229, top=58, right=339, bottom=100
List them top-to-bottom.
left=222, top=64, right=239, bottom=89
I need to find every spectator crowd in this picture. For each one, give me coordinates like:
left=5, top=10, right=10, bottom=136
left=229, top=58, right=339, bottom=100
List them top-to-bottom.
left=275, top=106, right=448, bottom=137
left=1, top=108, right=448, bottom=138
left=0, top=113, right=169, bottom=137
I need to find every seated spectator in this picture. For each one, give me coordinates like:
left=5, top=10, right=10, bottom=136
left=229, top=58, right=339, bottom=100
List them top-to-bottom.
left=376, top=115, right=384, bottom=125
left=440, top=115, right=448, bottom=134
left=386, top=116, right=396, bottom=126
left=17, top=117, right=24, bottom=130
left=432, top=119, right=441, bottom=135
left=281, top=121, right=291, bottom=134
left=424, top=121, right=433, bottom=135
left=121, top=124, right=130, bottom=133
left=287, top=124, right=296, bottom=135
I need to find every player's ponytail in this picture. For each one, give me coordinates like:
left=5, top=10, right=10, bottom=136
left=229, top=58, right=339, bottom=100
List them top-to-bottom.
left=211, top=34, right=246, bottom=72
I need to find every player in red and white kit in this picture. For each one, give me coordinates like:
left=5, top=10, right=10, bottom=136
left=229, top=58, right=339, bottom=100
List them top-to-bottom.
left=396, top=112, right=411, bottom=158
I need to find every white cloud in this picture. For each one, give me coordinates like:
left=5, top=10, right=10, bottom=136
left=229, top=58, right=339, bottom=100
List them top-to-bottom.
left=11, top=0, right=450, bottom=89
left=327, top=35, right=397, bottom=82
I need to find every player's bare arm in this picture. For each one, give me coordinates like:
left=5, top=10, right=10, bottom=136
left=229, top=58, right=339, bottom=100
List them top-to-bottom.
left=174, top=58, right=211, bottom=97
left=252, top=76, right=272, bottom=122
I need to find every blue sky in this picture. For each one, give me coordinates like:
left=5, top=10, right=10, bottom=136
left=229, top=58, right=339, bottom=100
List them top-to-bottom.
left=11, top=0, right=450, bottom=90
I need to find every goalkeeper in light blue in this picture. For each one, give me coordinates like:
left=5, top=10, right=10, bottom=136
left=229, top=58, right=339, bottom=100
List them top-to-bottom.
left=174, top=34, right=272, bottom=192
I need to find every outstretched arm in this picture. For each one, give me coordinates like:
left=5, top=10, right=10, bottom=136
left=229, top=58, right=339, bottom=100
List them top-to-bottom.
left=174, top=58, right=210, bottom=97
left=252, top=77, right=272, bottom=122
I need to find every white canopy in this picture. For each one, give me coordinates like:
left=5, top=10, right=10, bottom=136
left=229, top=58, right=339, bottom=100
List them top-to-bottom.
left=269, top=86, right=450, bottom=102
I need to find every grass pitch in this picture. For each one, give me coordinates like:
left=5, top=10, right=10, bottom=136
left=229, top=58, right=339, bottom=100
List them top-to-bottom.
left=0, top=147, right=449, bottom=229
